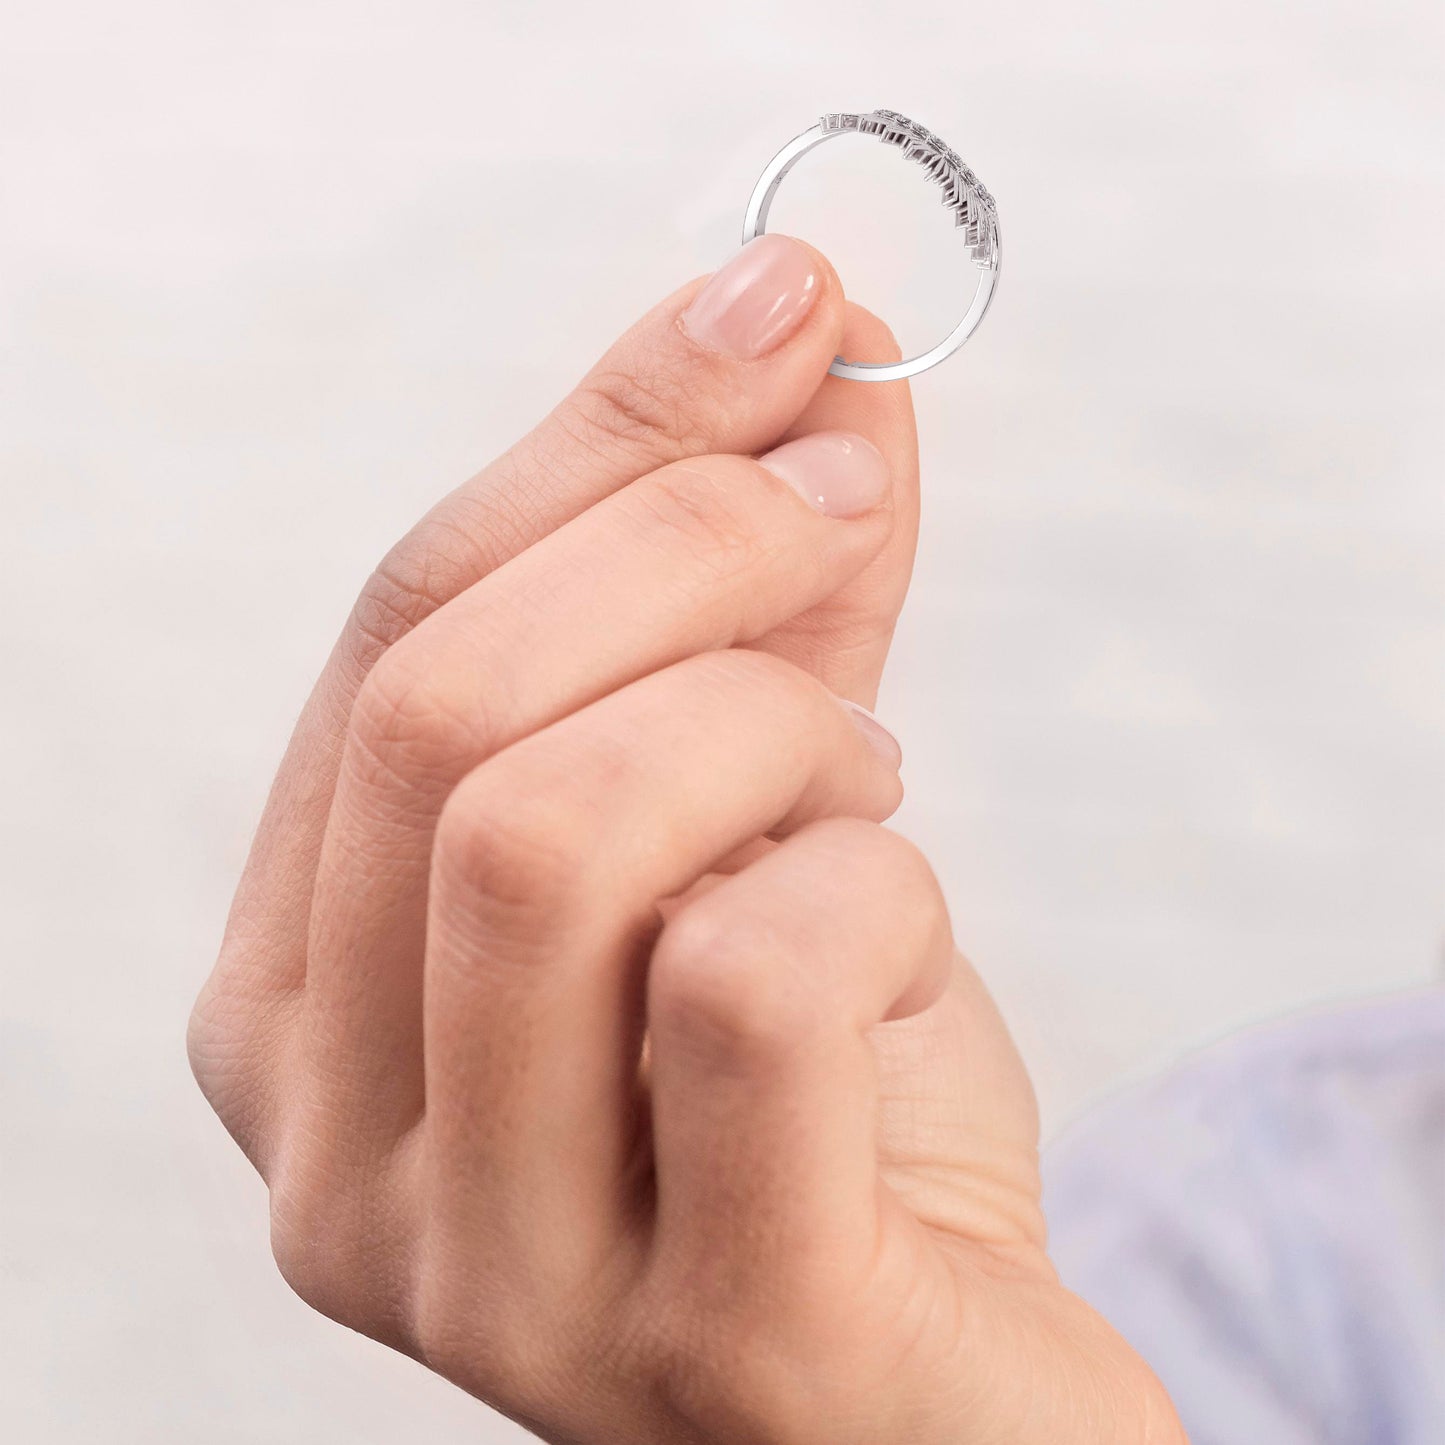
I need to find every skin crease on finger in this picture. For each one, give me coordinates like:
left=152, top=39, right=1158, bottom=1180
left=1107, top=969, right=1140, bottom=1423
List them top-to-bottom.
left=187, top=235, right=1188, bottom=1445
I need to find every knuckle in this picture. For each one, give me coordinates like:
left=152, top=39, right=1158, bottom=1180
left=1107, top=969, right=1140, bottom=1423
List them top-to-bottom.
left=565, top=366, right=706, bottom=464
left=345, top=496, right=532, bottom=677
left=348, top=531, right=466, bottom=667
left=348, top=555, right=441, bottom=665
left=348, top=643, right=498, bottom=794
left=433, top=761, right=596, bottom=920
left=816, top=816, right=935, bottom=890
left=800, top=819, right=948, bottom=945
left=864, top=824, right=947, bottom=915
left=651, top=903, right=820, bottom=1062
left=186, top=956, right=283, bottom=1165
left=185, top=983, right=234, bottom=1111
left=266, top=1144, right=408, bottom=1339
left=267, top=1156, right=353, bottom=1323
left=269, top=1211, right=341, bottom=1323
left=410, top=1270, right=560, bottom=1413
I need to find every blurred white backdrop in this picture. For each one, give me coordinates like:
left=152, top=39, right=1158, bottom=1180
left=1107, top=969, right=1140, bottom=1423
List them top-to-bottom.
left=2, top=1, right=1441, bottom=1439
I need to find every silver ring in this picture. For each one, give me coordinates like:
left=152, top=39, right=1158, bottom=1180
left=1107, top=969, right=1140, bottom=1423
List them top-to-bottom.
left=742, top=109, right=1001, bottom=382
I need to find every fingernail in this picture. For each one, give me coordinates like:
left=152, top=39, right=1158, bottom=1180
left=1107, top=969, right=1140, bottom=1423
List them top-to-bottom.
left=679, top=234, right=820, bottom=359
left=757, top=430, right=890, bottom=518
left=839, top=698, right=903, bottom=769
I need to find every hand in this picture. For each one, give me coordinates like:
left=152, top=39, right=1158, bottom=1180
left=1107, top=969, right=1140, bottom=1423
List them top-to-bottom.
left=189, top=234, right=1183, bottom=1444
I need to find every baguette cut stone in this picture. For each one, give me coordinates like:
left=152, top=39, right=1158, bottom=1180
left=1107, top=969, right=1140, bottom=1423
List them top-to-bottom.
left=741, top=108, right=1002, bottom=379
left=816, top=108, right=999, bottom=269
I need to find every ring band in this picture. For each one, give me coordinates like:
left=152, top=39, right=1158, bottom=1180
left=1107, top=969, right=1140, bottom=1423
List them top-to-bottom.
left=741, top=109, right=1001, bottom=382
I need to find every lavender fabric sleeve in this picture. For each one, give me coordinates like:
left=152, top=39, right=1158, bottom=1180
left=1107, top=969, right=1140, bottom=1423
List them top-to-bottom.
left=1043, top=989, right=1445, bottom=1445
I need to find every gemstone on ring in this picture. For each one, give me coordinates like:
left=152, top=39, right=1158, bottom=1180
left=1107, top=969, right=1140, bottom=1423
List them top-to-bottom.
left=739, top=109, right=1002, bottom=382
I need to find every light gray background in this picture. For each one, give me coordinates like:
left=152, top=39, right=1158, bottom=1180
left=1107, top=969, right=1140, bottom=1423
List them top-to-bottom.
left=3, top=1, right=1441, bottom=1439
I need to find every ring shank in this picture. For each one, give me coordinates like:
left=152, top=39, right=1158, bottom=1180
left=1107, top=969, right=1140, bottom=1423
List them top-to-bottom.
left=740, top=120, right=1000, bottom=383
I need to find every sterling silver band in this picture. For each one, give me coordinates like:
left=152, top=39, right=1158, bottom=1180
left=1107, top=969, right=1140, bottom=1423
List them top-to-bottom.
left=741, top=109, right=1001, bottom=382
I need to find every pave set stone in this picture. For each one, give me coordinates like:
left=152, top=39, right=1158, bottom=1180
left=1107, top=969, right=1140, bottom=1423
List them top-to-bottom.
left=819, top=109, right=999, bottom=270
